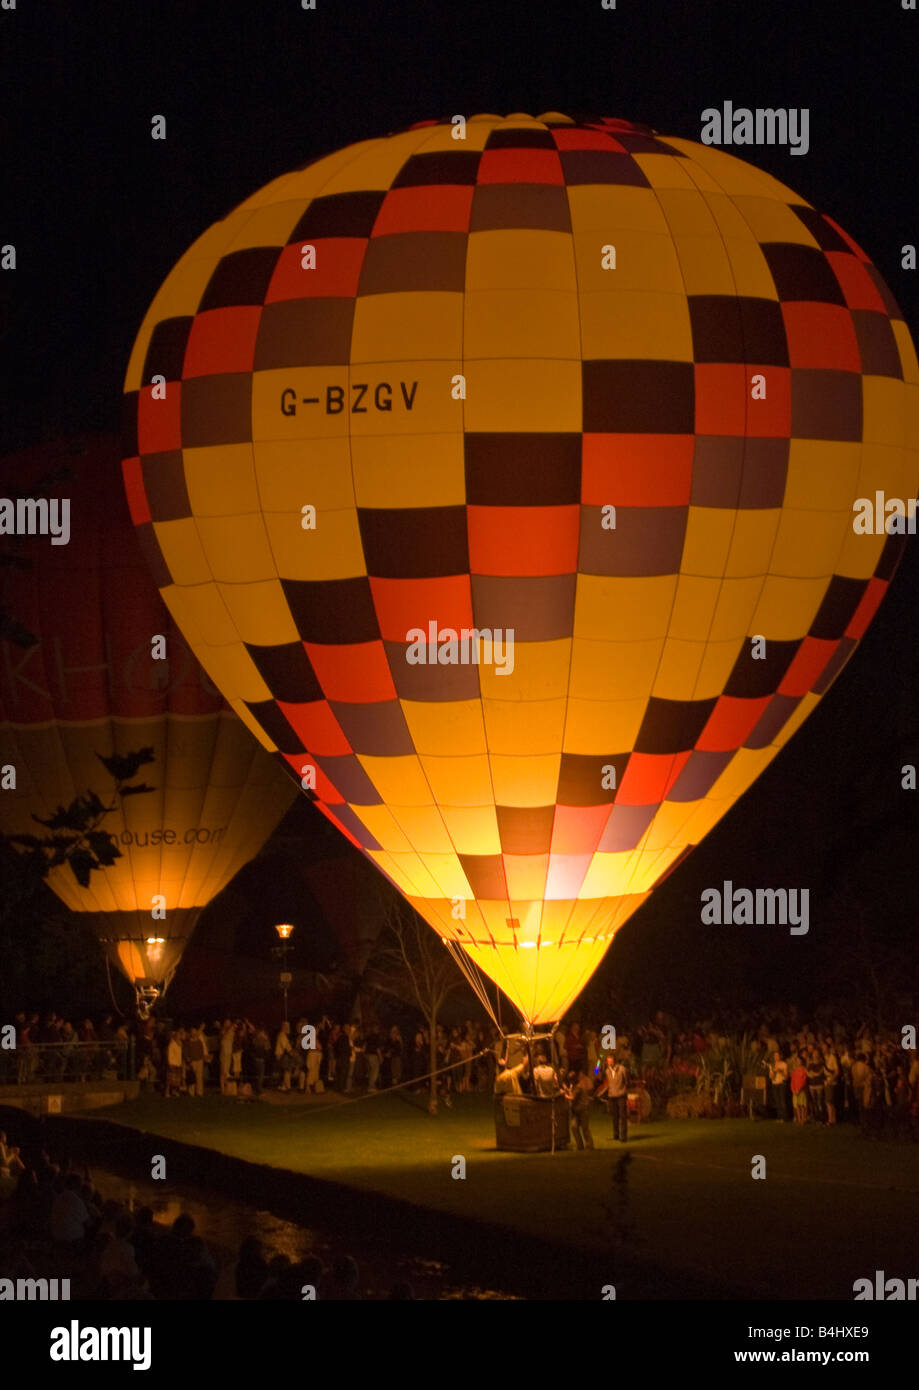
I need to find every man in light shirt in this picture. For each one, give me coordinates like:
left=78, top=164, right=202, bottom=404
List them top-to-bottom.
left=165, top=1030, right=184, bottom=1098
left=532, top=1048, right=561, bottom=1098
left=768, top=1051, right=789, bottom=1121
left=597, top=1053, right=629, bottom=1142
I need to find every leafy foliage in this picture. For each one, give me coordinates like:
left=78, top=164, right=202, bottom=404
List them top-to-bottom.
left=1, top=747, right=156, bottom=908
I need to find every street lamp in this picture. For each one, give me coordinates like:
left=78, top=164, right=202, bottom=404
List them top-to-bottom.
left=273, top=923, right=295, bottom=1023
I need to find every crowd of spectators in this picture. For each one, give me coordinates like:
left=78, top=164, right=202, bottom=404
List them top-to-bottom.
left=4, top=1002, right=917, bottom=1136
left=608, top=1005, right=919, bottom=1134
left=0, top=1010, right=505, bottom=1099
left=1, top=1012, right=130, bottom=1084
left=138, top=1016, right=502, bottom=1101
left=0, top=1138, right=414, bottom=1299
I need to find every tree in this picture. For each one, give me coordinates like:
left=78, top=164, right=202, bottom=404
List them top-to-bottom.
left=362, top=888, right=467, bottom=1114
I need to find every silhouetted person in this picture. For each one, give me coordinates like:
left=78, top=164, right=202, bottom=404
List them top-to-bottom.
left=235, top=1237, right=268, bottom=1299
left=326, top=1254, right=361, bottom=1300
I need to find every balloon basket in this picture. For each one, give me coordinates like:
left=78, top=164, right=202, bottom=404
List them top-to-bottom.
left=493, top=1094, right=570, bottom=1152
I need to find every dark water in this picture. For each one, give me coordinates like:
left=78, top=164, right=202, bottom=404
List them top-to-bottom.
left=90, top=1166, right=520, bottom=1301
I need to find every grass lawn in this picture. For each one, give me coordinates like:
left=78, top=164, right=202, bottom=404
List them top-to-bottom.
left=85, top=1091, right=919, bottom=1299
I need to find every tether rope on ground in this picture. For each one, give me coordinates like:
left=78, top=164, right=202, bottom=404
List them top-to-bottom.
left=282, top=1048, right=496, bottom=1118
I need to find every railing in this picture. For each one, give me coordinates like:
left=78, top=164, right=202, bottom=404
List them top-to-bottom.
left=0, top=1039, right=134, bottom=1085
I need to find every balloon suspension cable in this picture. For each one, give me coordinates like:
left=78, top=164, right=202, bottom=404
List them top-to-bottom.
left=442, top=939, right=504, bottom=1033
left=104, top=953, right=126, bottom=1018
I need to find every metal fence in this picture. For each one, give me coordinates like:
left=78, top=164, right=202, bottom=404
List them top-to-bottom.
left=0, top=1040, right=133, bottom=1085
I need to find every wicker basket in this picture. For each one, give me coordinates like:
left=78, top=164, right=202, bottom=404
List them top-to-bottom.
left=494, top=1094, right=570, bottom=1151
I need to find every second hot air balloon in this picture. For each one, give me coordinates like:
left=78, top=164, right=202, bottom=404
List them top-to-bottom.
left=0, top=434, right=296, bottom=1010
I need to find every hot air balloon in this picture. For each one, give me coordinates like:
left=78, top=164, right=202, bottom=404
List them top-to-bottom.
left=121, top=113, right=919, bottom=1034
left=0, top=434, right=296, bottom=1011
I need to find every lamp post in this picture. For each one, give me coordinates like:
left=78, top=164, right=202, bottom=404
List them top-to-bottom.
left=273, top=923, right=295, bottom=1024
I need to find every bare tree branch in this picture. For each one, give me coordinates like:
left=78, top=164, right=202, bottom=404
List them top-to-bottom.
left=362, top=885, right=468, bottom=1113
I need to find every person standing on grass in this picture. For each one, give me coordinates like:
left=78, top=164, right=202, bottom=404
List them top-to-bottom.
left=289, top=1018, right=307, bottom=1093
left=219, top=1019, right=235, bottom=1094
left=232, top=1019, right=245, bottom=1083
left=275, top=1021, right=294, bottom=1092
left=336, top=1022, right=355, bottom=1092
left=326, top=1023, right=340, bottom=1087
left=185, top=1024, right=206, bottom=1096
left=251, top=1024, right=271, bottom=1096
left=460, top=1024, right=475, bottom=1093
left=388, top=1026, right=403, bottom=1088
left=364, top=1028, right=382, bottom=1091
left=411, top=1028, right=427, bottom=1088
left=165, top=1030, right=184, bottom=1098
left=305, top=1030, right=323, bottom=1093
left=352, top=1031, right=369, bottom=1091
left=822, top=1039, right=840, bottom=1126
left=806, top=1047, right=826, bottom=1124
left=768, top=1050, right=789, bottom=1122
left=597, top=1052, right=629, bottom=1143
left=850, top=1052, right=869, bottom=1126
left=790, top=1053, right=808, bottom=1124
left=862, top=1058, right=884, bottom=1135
left=567, top=1068, right=596, bottom=1150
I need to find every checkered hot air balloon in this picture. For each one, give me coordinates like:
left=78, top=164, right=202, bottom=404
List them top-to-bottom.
left=121, top=113, right=919, bottom=1027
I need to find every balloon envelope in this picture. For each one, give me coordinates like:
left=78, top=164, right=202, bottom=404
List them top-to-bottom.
left=122, top=114, right=919, bottom=1024
left=0, top=435, right=296, bottom=998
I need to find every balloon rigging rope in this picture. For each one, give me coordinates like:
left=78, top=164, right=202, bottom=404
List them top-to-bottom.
left=443, top=939, right=502, bottom=1031
left=104, top=950, right=126, bottom=1017
left=275, top=1047, right=496, bottom=1119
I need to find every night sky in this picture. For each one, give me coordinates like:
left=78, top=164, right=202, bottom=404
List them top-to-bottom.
left=2, top=0, right=917, bottom=1019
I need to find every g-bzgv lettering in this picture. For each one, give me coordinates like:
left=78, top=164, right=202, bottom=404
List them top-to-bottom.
left=280, top=381, right=418, bottom=416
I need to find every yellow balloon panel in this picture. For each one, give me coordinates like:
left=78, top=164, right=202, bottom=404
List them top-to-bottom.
left=353, top=291, right=464, bottom=364
left=351, top=433, right=467, bottom=508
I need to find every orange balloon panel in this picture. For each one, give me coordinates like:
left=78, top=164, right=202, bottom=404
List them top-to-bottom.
left=123, top=115, right=919, bottom=1024
left=0, top=435, right=295, bottom=992
left=115, top=933, right=190, bottom=992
